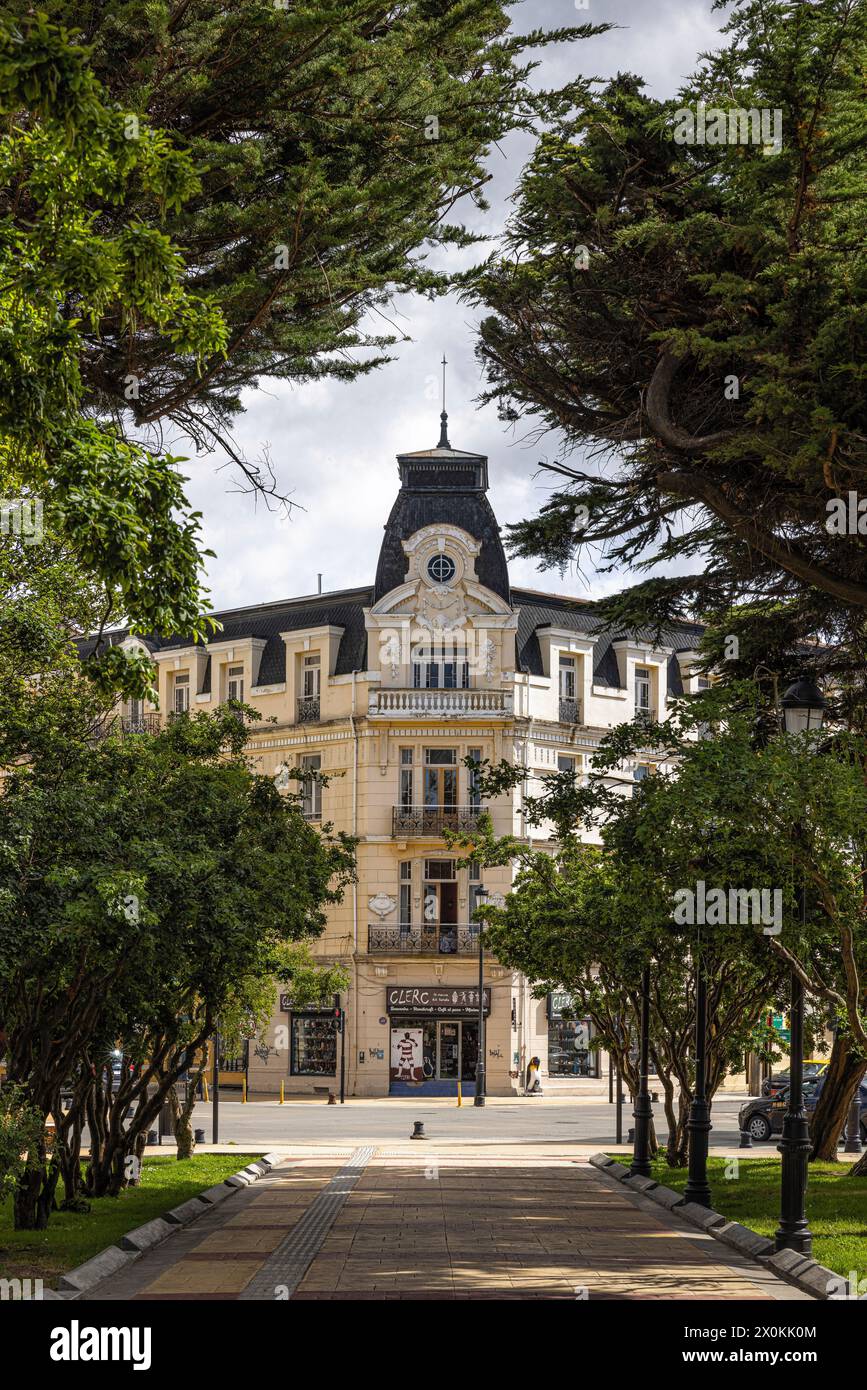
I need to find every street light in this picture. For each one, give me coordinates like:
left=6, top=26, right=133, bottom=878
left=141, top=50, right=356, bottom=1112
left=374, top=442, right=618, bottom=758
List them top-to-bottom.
left=775, top=677, right=827, bottom=1255
left=780, top=678, right=827, bottom=735
left=472, top=888, right=490, bottom=1108
left=683, top=950, right=712, bottom=1207
left=629, top=961, right=654, bottom=1179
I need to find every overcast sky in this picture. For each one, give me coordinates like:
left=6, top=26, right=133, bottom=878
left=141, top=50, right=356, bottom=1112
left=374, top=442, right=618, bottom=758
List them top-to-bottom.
left=179, top=0, right=722, bottom=614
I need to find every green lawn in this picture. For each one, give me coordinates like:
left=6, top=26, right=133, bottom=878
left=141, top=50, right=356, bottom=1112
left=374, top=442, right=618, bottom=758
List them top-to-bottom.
left=0, top=1153, right=260, bottom=1287
left=609, top=1154, right=867, bottom=1284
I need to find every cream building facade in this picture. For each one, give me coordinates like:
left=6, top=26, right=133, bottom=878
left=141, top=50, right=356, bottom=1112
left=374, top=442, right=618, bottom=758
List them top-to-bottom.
left=99, top=422, right=707, bottom=1098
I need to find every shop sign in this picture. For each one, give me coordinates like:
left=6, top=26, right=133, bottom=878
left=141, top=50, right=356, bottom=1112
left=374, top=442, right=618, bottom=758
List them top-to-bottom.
left=386, top=985, right=491, bottom=1017
left=548, top=989, right=580, bottom=1020
left=280, top=993, right=332, bottom=1014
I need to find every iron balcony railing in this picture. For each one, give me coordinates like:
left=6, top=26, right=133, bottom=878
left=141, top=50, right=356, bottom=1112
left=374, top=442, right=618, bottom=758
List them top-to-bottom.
left=296, top=695, right=321, bottom=723
left=558, top=697, right=580, bottom=725
left=635, top=706, right=658, bottom=726
left=121, top=713, right=162, bottom=735
left=392, top=804, right=487, bottom=838
left=367, top=924, right=488, bottom=956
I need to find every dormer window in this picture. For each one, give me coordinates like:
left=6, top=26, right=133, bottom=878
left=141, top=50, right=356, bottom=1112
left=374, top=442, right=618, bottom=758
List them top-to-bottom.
left=297, top=653, right=321, bottom=722
left=559, top=655, right=579, bottom=723
left=227, top=664, right=244, bottom=702
left=635, top=667, right=653, bottom=720
left=173, top=672, right=190, bottom=714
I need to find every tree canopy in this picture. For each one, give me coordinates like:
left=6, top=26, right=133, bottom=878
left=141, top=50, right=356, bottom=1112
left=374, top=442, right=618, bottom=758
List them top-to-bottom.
left=2, top=0, right=605, bottom=494
left=468, top=0, right=867, bottom=674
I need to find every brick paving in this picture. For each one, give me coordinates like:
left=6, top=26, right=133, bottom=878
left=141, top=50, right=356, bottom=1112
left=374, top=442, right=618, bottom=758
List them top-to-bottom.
left=84, top=1150, right=808, bottom=1302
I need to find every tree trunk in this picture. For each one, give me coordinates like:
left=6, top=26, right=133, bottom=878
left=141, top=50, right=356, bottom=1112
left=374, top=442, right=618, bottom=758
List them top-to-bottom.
left=809, top=1036, right=866, bottom=1161
left=169, top=1080, right=198, bottom=1160
left=849, top=1148, right=867, bottom=1177
left=13, top=1160, right=58, bottom=1230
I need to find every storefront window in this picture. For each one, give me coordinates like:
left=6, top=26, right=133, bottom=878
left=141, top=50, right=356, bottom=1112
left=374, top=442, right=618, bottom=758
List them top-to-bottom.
left=547, top=992, right=597, bottom=1077
left=290, top=1013, right=336, bottom=1076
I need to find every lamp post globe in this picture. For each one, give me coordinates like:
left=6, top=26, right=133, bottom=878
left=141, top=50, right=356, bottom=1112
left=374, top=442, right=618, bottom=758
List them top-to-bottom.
left=780, top=678, right=827, bottom=735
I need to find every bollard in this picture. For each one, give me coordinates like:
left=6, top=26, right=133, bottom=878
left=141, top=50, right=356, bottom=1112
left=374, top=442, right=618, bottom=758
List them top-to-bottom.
left=242, top=1077, right=247, bottom=1104
left=203, top=1078, right=209, bottom=1103
left=280, top=1079, right=284, bottom=1105
left=457, top=1081, right=462, bottom=1108
left=328, top=1091, right=336, bottom=1105
left=410, top=1121, right=427, bottom=1140
left=739, top=1128, right=753, bottom=1149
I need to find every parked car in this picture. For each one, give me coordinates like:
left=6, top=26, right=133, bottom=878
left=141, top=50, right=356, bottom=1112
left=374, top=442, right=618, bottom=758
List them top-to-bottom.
left=761, top=1059, right=828, bottom=1097
left=740, top=1076, right=866, bottom=1142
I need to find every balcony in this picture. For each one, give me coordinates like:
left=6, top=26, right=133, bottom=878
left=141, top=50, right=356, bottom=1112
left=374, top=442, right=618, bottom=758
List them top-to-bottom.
left=369, top=688, right=511, bottom=719
left=296, top=695, right=321, bottom=723
left=558, top=697, right=581, bottom=725
left=635, top=706, right=658, bottom=726
left=121, top=713, right=162, bottom=735
left=392, top=804, right=487, bottom=838
left=367, top=924, right=488, bottom=956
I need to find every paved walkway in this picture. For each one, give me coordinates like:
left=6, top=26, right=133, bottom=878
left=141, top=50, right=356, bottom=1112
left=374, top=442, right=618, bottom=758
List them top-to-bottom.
left=85, top=1151, right=808, bottom=1302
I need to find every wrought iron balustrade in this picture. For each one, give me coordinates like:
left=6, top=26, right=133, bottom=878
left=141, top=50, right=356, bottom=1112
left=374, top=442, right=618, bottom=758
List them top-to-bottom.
left=391, top=804, right=487, bottom=838
left=367, top=924, right=486, bottom=956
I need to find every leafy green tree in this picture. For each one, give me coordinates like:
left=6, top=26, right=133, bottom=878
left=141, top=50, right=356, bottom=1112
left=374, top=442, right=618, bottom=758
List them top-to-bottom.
left=468, top=0, right=867, bottom=669
left=2, top=1, right=605, bottom=484
left=0, top=15, right=228, bottom=692
left=464, top=683, right=867, bottom=1164
left=0, top=703, right=355, bottom=1226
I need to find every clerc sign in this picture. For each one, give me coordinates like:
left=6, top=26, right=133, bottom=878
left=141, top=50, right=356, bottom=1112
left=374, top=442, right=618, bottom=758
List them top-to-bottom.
left=386, top=985, right=491, bottom=1017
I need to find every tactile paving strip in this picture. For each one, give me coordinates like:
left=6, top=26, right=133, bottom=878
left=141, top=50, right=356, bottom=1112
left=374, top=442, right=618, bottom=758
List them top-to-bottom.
left=238, top=1146, right=375, bottom=1300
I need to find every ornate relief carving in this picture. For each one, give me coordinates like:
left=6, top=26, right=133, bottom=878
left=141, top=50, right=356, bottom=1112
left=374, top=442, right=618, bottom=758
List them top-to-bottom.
left=369, top=892, right=397, bottom=919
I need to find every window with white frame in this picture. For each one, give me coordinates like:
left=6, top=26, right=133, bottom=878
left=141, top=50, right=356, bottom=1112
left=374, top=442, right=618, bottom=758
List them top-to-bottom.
left=412, top=643, right=469, bottom=690
left=302, top=653, right=321, bottom=699
left=559, top=655, right=576, bottom=700
left=227, top=664, right=244, bottom=702
left=634, top=666, right=652, bottom=715
left=173, top=671, right=190, bottom=714
left=399, top=748, right=414, bottom=808
left=301, top=754, right=322, bottom=821
left=399, top=861, right=412, bottom=929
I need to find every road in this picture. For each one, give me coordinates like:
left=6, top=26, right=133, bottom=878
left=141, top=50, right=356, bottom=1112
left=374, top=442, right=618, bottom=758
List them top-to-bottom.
left=164, top=1092, right=754, bottom=1154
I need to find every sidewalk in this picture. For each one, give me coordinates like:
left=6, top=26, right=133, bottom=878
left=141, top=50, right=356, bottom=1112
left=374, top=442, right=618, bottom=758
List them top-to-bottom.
left=83, top=1151, right=810, bottom=1302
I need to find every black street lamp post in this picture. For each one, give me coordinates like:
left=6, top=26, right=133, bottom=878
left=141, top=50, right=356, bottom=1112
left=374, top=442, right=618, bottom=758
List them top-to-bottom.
left=773, top=678, right=826, bottom=1255
left=473, top=889, right=489, bottom=1108
left=775, top=957, right=812, bottom=1253
left=683, top=959, right=712, bottom=1207
left=630, top=962, right=653, bottom=1179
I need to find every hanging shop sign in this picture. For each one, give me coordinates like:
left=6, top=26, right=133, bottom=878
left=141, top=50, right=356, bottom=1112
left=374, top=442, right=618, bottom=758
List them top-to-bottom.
left=386, top=985, right=491, bottom=1017
left=548, top=989, right=580, bottom=1020
left=280, top=993, right=332, bottom=1014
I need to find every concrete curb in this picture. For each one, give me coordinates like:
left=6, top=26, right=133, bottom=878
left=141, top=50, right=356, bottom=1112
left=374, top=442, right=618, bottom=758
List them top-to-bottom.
left=56, top=1153, right=284, bottom=1299
left=597, top=1157, right=824, bottom=1300
left=119, top=1216, right=175, bottom=1253
left=761, top=1248, right=842, bottom=1300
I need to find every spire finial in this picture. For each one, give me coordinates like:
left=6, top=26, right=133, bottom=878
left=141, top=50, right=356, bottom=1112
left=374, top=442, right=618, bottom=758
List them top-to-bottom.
left=438, top=353, right=450, bottom=448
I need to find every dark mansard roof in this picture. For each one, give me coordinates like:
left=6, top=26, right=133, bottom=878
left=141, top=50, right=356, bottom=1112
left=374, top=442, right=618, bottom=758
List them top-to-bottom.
left=77, top=430, right=703, bottom=692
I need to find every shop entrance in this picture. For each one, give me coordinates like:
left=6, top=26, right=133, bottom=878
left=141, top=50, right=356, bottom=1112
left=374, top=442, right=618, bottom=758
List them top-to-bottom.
left=390, top=1018, right=479, bottom=1095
